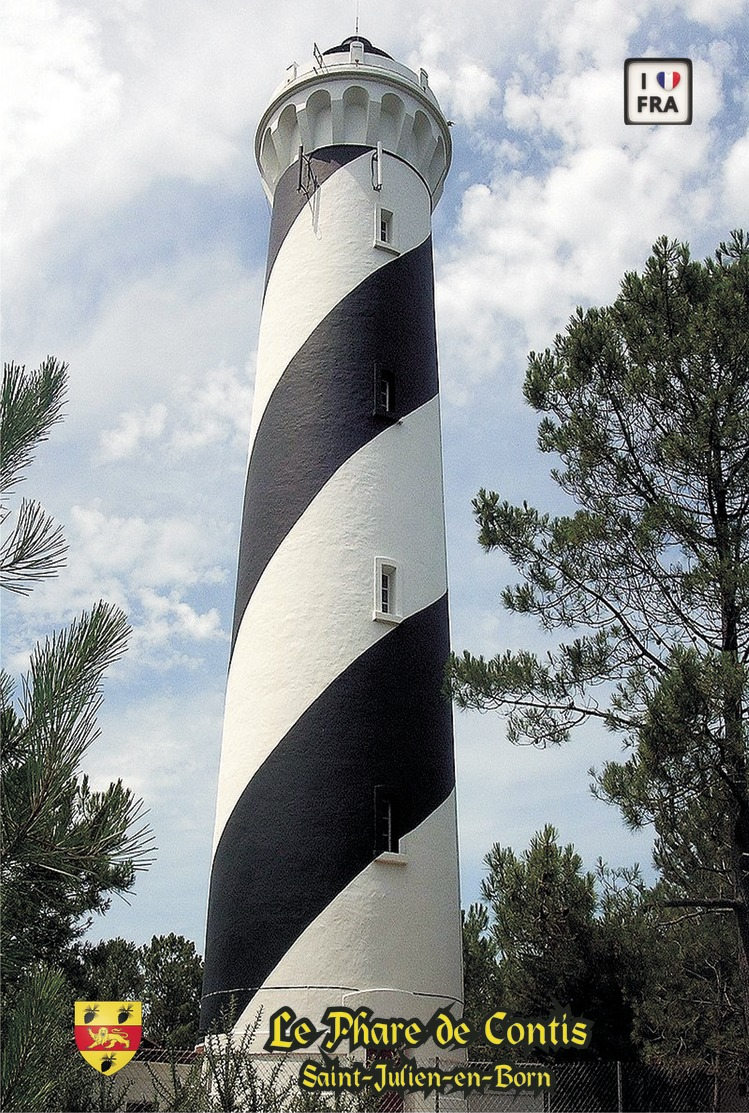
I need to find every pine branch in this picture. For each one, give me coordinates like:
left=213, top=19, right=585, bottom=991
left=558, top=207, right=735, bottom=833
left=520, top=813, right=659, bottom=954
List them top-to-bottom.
left=1, top=358, right=68, bottom=494
left=0, top=498, right=67, bottom=594
left=0, top=966, right=71, bottom=1110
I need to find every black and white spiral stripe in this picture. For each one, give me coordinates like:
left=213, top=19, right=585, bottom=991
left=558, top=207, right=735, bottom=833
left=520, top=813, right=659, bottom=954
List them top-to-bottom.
left=201, top=144, right=462, bottom=1035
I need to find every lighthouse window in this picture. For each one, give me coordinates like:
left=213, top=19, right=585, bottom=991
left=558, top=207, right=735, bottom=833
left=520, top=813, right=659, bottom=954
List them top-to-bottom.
left=374, top=206, right=398, bottom=254
left=374, top=366, right=395, bottom=418
left=379, top=375, right=390, bottom=412
left=374, top=558, right=400, bottom=624
left=381, top=570, right=391, bottom=613
left=374, top=786, right=398, bottom=855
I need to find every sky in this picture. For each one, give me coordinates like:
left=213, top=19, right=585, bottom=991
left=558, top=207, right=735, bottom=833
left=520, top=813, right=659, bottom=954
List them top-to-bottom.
left=3, top=0, right=748, bottom=953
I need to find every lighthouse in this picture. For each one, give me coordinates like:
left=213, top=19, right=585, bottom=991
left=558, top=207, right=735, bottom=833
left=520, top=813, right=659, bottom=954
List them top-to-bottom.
left=200, top=35, right=463, bottom=1044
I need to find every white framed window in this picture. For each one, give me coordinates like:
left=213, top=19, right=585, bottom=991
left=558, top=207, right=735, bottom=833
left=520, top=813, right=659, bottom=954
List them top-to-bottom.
left=374, top=206, right=399, bottom=254
left=373, top=557, right=401, bottom=624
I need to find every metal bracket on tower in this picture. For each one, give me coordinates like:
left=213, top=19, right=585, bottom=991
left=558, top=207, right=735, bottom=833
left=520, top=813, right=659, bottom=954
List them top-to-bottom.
left=371, top=142, right=383, bottom=191
left=297, top=145, right=319, bottom=198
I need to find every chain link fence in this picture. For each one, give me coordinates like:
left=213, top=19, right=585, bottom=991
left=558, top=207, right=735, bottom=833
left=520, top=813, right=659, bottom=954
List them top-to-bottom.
left=119, top=1049, right=748, bottom=1112
left=448, top=1059, right=748, bottom=1112
left=451, top=1059, right=747, bottom=1113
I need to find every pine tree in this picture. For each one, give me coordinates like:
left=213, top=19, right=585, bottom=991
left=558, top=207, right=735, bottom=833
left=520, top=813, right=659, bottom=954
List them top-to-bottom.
left=448, top=232, right=749, bottom=1046
left=1, top=358, right=154, bottom=1110
left=478, top=826, right=642, bottom=1059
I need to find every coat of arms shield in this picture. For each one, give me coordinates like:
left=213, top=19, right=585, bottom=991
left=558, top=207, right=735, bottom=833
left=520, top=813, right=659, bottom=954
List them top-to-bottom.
left=74, top=1001, right=142, bottom=1074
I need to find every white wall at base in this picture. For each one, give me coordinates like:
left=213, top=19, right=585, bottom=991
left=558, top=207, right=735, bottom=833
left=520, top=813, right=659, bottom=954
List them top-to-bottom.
left=213, top=397, right=448, bottom=844
left=235, top=790, right=463, bottom=1046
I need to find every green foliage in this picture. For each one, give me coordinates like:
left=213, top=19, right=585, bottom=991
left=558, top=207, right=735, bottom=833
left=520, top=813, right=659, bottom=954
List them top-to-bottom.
left=450, top=231, right=749, bottom=741
left=447, top=232, right=749, bottom=1050
left=0, top=357, right=155, bottom=1111
left=1, top=358, right=68, bottom=593
left=1, top=602, right=154, bottom=983
left=465, top=825, right=748, bottom=1069
left=483, top=825, right=596, bottom=985
left=474, top=826, right=642, bottom=1059
left=630, top=894, right=747, bottom=1075
left=461, top=903, right=501, bottom=1035
left=70, top=934, right=204, bottom=1049
left=140, top=934, right=204, bottom=1049
left=73, top=936, right=145, bottom=1003
left=0, top=965, right=91, bottom=1112
left=141, top=1008, right=378, bottom=1112
left=202, top=1009, right=297, bottom=1112
left=145, top=1048, right=212, bottom=1111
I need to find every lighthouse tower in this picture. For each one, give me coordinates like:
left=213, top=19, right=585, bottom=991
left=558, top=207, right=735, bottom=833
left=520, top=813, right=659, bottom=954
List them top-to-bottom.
left=200, top=35, right=463, bottom=1043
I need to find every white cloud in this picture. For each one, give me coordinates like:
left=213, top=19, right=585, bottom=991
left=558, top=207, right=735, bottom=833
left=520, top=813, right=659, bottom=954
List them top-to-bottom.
left=2, top=0, right=121, bottom=283
left=2, top=0, right=278, bottom=296
left=546, top=0, right=643, bottom=69
left=684, top=0, right=749, bottom=28
left=2, top=1, right=122, bottom=190
left=434, top=24, right=736, bottom=413
left=419, top=57, right=499, bottom=125
left=723, top=130, right=749, bottom=218
left=20, top=249, right=264, bottom=428
left=97, top=362, right=255, bottom=462
left=168, top=363, right=254, bottom=455
left=99, top=402, right=168, bottom=461
left=3, top=500, right=233, bottom=680
left=69, top=501, right=227, bottom=591
left=135, top=587, right=222, bottom=647
left=82, top=687, right=224, bottom=947
left=83, top=691, right=217, bottom=806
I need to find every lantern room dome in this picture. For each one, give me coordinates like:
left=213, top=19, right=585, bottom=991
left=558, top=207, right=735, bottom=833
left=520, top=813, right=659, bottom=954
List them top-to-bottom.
left=323, top=36, right=393, bottom=59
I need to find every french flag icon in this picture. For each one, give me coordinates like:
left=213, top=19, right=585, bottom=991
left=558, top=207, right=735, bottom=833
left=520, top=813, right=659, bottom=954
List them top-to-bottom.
left=657, top=71, right=681, bottom=90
